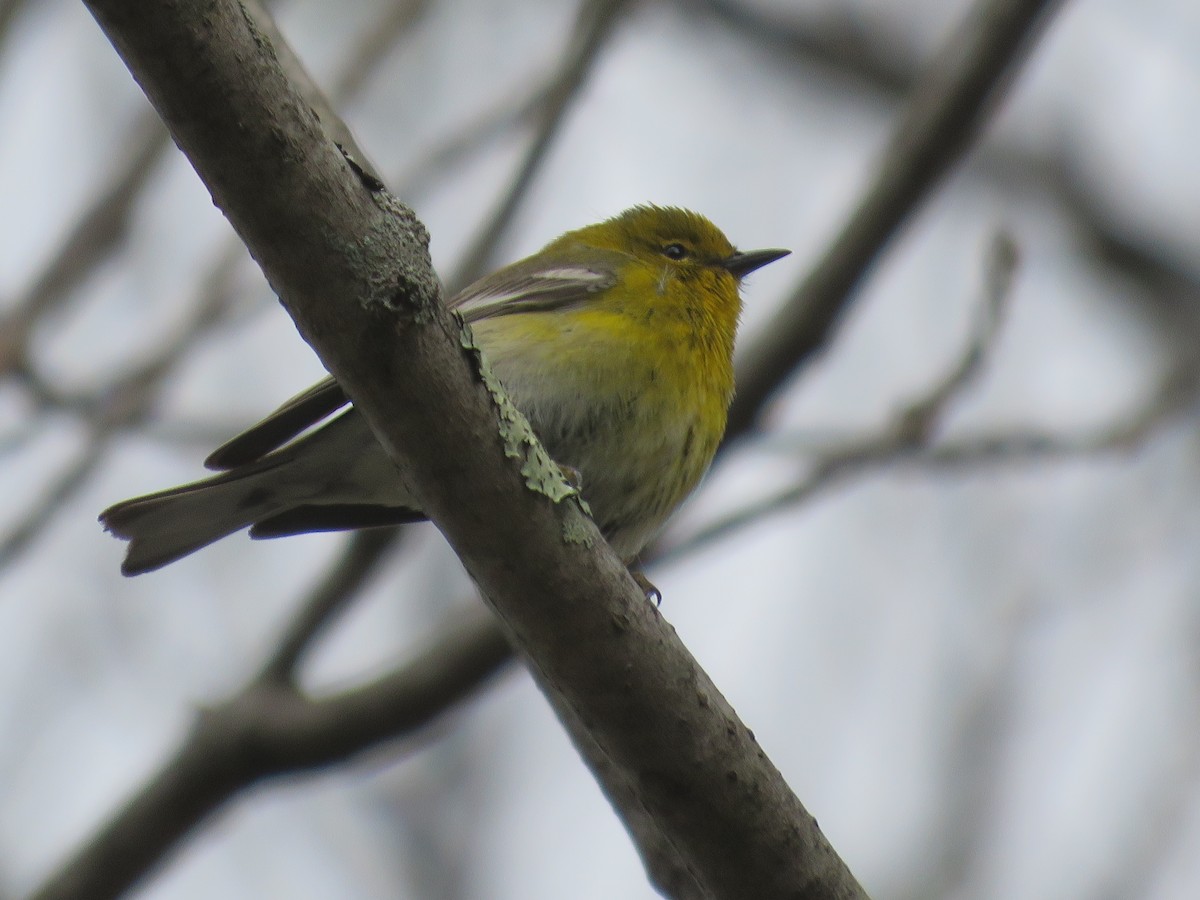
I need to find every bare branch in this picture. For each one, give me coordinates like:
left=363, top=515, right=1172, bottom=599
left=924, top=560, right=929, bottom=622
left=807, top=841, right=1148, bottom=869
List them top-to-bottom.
left=0, top=0, right=32, bottom=46
left=0, top=0, right=435, bottom=573
left=35, top=0, right=1079, bottom=893
left=330, top=0, right=431, bottom=101
left=447, top=0, right=632, bottom=290
left=691, top=0, right=914, bottom=92
left=705, top=0, right=1200, bottom=349
left=727, top=0, right=1065, bottom=439
left=78, top=1, right=864, bottom=898
left=394, top=81, right=553, bottom=201
left=0, top=113, right=169, bottom=375
left=666, top=230, right=1025, bottom=562
left=888, top=231, right=1018, bottom=442
left=0, top=246, right=250, bottom=572
left=670, top=350, right=1190, bottom=568
left=0, top=439, right=108, bottom=570
left=259, top=528, right=405, bottom=681
left=30, top=608, right=513, bottom=900
left=550, top=694, right=709, bottom=899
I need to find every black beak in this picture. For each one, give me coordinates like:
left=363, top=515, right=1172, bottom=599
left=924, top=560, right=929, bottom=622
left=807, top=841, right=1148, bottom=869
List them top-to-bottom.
left=723, top=247, right=790, bottom=278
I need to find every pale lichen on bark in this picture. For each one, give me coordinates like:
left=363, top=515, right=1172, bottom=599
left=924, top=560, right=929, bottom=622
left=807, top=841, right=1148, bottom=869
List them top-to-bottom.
left=349, top=187, right=439, bottom=322
left=457, top=318, right=580, bottom=505
left=560, top=505, right=596, bottom=549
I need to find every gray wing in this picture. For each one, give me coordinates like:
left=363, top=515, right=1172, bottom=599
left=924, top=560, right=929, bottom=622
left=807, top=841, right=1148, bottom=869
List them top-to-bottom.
left=203, top=255, right=617, bottom=470
left=450, top=259, right=616, bottom=321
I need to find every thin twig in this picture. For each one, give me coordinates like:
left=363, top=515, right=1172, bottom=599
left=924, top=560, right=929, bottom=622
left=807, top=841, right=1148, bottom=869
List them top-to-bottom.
left=0, top=0, right=31, bottom=47
left=1, top=0, right=434, bottom=573
left=83, top=0, right=868, bottom=893
left=330, top=0, right=431, bottom=101
left=446, top=0, right=632, bottom=291
left=706, top=0, right=1200, bottom=350
left=727, top=0, right=1065, bottom=439
left=32, top=3, right=1084, bottom=897
left=394, top=82, right=553, bottom=201
left=0, top=112, right=169, bottom=375
left=663, top=230, right=1023, bottom=562
left=891, top=231, right=1018, bottom=442
left=0, top=247, right=250, bottom=572
left=668, top=368, right=1190, bottom=566
left=0, top=438, right=108, bottom=571
left=259, top=528, right=404, bottom=681
left=30, top=608, right=514, bottom=900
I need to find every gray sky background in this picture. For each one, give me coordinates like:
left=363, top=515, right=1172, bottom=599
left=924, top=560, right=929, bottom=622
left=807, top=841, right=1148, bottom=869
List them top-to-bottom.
left=2, top=0, right=1199, bottom=897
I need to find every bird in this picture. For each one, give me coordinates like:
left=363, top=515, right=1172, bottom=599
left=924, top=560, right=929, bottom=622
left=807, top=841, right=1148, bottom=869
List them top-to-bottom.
left=100, top=205, right=788, bottom=576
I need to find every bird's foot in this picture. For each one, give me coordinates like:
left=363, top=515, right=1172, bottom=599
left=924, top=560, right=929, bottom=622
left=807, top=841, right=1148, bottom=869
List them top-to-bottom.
left=559, top=464, right=584, bottom=492
left=632, top=571, right=662, bottom=606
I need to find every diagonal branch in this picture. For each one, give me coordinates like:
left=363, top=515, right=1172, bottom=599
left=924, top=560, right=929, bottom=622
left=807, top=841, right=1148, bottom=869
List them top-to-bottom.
left=0, top=0, right=432, bottom=573
left=33, top=0, right=1076, bottom=896
left=447, top=0, right=631, bottom=290
left=727, top=0, right=1065, bottom=439
left=78, top=2, right=864, bottom=899
left=0, top=112, right=169, bottom=377
left=664, top=229, right=1024, bottom=563
left=259, top=527, right=404, bottom=681
left=30, top=608, right=512, bottom=900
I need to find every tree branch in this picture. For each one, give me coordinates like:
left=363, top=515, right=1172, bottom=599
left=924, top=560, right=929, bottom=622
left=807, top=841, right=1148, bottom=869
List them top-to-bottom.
left=34, top=0, right=1081, bottom=893
left=447, top=0, right=632, bottom=289
left=727, top=0, right=1065, bottom=438
left=78, top=1, right=863, bottom=898
left=0, top=112, right=169, bottom=376
left=259, top=527, right=404, bottom=681
left=30, top=608, right=512, bottom=900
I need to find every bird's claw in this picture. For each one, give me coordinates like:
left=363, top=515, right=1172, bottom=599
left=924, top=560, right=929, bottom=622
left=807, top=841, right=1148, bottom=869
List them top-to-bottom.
left=560, top=464, right=584, bottom=492
left=632, top=571, right=661, bottom=606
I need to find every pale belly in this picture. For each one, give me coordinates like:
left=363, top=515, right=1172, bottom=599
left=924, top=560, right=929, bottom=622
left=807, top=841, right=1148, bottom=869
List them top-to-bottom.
left=490, top=353, right=722, bottom=560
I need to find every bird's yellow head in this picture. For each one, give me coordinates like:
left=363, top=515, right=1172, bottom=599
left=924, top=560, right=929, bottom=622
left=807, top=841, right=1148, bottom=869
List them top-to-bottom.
left=557, top=205, right=787, bottom=291
left=567, top=205, right=738, bottom=268
left=539, top=206, right=788, bottom=366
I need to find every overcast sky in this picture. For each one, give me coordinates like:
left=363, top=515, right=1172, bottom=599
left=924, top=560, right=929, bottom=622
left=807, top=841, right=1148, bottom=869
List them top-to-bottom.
left=2, top=0, right=1200, bottom=898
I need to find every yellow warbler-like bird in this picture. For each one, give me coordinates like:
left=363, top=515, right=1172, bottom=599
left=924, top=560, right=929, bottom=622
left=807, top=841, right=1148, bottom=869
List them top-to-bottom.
left=101, top=206, right=788, bottom=576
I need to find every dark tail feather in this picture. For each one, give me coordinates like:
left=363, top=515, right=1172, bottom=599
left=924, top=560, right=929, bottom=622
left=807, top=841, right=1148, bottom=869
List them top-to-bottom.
left=100, top=468, right=283, bottom=576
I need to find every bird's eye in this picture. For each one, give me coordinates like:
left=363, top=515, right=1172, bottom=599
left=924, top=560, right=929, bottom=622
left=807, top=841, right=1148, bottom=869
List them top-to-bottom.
left=662, top=243, right=689, bottom=260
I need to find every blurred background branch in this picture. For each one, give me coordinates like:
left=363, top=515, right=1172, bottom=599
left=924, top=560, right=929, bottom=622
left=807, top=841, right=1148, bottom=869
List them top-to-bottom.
left=4, top=0, right=1199, bottom=897
left=726, top=0, right=1064, bottom=436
